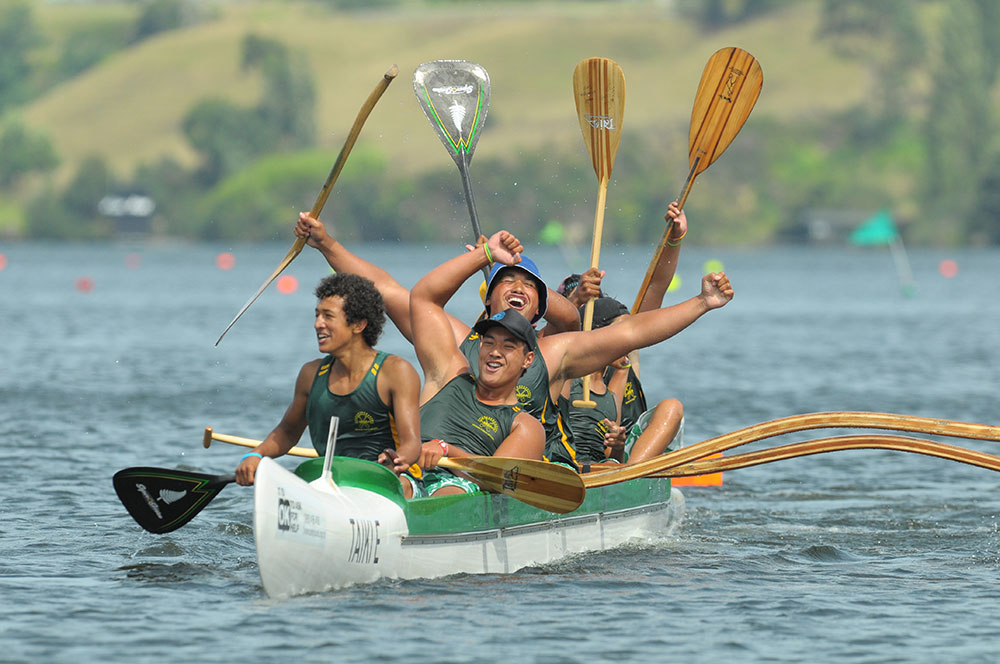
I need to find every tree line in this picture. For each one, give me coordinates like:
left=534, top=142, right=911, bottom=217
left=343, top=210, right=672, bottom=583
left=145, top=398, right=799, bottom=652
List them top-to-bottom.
left=1, top=0, right=999, bottom=245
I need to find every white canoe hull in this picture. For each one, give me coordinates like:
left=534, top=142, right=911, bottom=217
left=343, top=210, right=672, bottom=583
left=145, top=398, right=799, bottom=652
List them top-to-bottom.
left=254, top=457, right=685, bottom=599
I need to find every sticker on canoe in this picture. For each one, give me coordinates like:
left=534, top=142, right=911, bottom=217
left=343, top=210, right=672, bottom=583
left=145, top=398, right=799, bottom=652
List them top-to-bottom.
left=275, top=485, right=326, bottom=545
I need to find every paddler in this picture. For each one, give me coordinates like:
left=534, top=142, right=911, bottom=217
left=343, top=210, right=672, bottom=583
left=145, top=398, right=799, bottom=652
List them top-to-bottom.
left=558, top=202, right=688, bottom=467
left=294, top=206, right=731, bottom=474
left=408, top=229, right=545, bottom=495
left=233, top=273, right=423, bottom=496
left=560, top=296, right=685, bottom=469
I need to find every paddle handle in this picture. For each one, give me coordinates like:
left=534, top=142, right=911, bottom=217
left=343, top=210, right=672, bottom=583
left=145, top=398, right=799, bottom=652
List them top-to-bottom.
left=572, top=177, right=609, bottom=409
left=203, top=426, right=318, bottom=458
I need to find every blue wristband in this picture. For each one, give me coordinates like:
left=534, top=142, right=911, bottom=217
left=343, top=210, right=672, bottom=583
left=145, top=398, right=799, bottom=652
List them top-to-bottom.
left=240, top=452, right=264, bottom=463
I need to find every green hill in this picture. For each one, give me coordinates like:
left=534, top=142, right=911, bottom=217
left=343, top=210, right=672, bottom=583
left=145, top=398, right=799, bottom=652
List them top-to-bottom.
left=24, top=1, right=865, bottom=182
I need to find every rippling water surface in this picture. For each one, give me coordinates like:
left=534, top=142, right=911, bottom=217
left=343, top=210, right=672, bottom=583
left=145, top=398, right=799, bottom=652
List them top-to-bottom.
left=2, top=242, right=999, bottom=663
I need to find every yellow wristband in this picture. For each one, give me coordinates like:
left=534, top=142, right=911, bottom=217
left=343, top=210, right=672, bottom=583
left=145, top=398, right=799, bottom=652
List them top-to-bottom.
left=483, top=243, right=493, bottom=264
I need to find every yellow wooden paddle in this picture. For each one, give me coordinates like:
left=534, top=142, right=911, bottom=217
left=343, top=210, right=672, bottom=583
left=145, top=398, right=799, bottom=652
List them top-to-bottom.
left=632, top=47, right=763, bottom=314
left=571, top=57, right=626, bottom=408
left=215, top=65, right=399, bottom=346
left=203, top=427, right=585, bottom=513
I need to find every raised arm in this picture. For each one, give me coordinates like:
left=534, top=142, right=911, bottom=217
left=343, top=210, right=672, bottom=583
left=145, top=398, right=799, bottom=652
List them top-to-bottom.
left=635, top=203, right=687, bottom=313
left=296, top=212, right=469, bottom=344
left=410, top=231, right=524, bottom=400
left=550, top=272, right=733, bottom=382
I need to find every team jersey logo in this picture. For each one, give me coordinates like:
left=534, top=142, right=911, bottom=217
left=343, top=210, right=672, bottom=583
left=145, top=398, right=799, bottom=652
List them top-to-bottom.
left=623, top=381, right=636, bottom=405
left=515, top=384, right=532, bottom=405
left=354, top=411, right=376, bottom=431
left=475, top=416, right=500, bottom=440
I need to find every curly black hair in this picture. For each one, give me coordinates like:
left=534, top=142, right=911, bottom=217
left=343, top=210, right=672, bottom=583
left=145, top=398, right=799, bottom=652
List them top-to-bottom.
left=314, top=273, right=386, bottom=347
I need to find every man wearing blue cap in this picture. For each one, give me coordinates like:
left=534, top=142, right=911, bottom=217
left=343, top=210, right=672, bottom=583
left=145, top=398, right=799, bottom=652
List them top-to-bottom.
left=409, top=233, right=545, bottom=495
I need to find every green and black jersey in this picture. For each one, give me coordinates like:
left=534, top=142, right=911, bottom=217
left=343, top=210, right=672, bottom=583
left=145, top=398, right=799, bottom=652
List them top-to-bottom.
left=460, top=329, right=575, bottom=463
left=306, top=350, right=398, bottom=459
left=606, top=365, right=646, bottom=432
left=419, top=373, right=521, bottom=457
left=565, top=378, right=618, bottom=464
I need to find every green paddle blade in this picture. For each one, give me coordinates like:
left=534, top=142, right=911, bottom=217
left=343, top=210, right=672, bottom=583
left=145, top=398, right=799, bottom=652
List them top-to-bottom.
left=413, top=60, right=490, bottom=166
left=113, top=467, right=235, bottom=534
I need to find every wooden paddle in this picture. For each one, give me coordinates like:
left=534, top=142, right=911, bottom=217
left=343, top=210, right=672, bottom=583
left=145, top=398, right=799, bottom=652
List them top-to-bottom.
left=631, top=47, right=762, bottom=314
left=571, top=57, right=626, bottom=408
left=413, top=60, right=491, bottom=277
left=215, top=64, right=399, bottom=346
left=582, top=411, right=1000, bottom=488
left=203, top=427, right=585, bottom=514
left=647, top=434, right=1000, bottom=478
left=113, top=466, right=235, bottom=533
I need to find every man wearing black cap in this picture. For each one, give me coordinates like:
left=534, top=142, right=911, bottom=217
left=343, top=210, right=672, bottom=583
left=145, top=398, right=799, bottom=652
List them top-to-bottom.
left=410, top=223, right=733, bottom=474
left=411, top=251, right=546, bottom=495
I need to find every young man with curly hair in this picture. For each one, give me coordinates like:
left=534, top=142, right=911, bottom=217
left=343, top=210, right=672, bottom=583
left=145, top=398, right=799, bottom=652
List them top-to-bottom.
left=233, top=273, right=423, bottom=496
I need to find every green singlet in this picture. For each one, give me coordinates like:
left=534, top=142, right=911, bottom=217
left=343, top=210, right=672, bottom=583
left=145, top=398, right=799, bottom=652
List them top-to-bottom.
left=460, top=329, right=575, bottom=463
left=305, top=350, right=398, bottom=459
left=605, top=365, right=646, bottom=432
left=419, top=373, right=521, bottom=457
left=565, top=378, right=619, bottom=464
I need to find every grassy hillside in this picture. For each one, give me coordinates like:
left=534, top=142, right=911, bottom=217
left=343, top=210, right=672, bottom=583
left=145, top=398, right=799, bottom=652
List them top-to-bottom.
left=24, top=1, right=866, bottom=183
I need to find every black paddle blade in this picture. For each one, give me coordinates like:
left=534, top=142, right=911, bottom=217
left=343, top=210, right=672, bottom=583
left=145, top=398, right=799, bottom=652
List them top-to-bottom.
left=413, top=60, right=490, bottom=166
left=113, top=467, right=235, bottom=534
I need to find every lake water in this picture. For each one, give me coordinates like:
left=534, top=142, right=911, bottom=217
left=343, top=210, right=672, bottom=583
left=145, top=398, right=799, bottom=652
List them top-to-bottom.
left=1, top=241, right=999, bottom=663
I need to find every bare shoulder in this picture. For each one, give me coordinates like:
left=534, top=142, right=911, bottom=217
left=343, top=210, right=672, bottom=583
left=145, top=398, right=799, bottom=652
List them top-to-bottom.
left=380, top=354, right=420, bottom=381
left=298, top=357, right=324, bottom=378
left=514, top=410, right=544, bottom=434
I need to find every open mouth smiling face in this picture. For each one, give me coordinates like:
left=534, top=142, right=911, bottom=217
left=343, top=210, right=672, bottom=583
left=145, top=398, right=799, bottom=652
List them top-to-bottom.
left=489, top=272, right=539, bottom=319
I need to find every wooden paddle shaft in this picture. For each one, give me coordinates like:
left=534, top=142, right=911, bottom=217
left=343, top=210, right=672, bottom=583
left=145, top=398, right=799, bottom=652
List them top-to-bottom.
left=215, top=64, right=399, bottom=345
left=573, top=176, right=609, bottom=408
left=204, top=426, right=318, bottom=458
left=204, top=427, right=585, bottom=513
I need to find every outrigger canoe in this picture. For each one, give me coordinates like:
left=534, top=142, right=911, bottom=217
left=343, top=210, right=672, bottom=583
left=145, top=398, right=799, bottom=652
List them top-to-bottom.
left=254, top=455, right=684, bottom=598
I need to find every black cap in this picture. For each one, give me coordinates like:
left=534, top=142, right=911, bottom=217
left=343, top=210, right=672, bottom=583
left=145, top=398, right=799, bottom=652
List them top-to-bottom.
left=580, top=297, right=629, bottom=329
left=473, top=308, right=537, bottom=348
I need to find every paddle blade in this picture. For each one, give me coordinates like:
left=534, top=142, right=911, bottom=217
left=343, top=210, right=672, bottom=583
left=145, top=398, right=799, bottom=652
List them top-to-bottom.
left=688, top=47, right=763, bottom=176
left=573, top=57, right=626, bottom=181
left=413, top=60, right=490, bottom=166
left=439, top=456, right=585, bottom=514
left=113, top=467, right=235, bottom=533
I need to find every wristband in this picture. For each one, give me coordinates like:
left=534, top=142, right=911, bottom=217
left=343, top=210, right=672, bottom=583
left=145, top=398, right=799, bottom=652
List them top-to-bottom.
left=666, top=227, right=687, bottom=247
left=482, top=243, right=494, bottom=265
left=438, top=440, right=448, bottom=457
left=240, top=452, right=264, bottom=463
